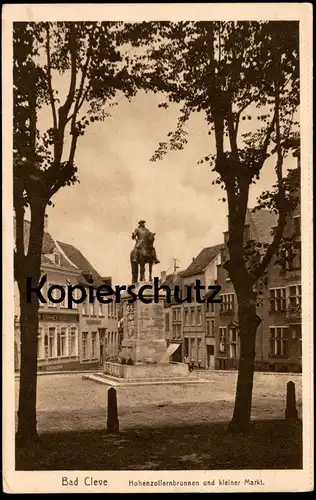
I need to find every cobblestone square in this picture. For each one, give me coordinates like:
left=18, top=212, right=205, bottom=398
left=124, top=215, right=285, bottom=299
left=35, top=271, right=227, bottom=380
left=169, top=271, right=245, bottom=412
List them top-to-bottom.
left=15, top=371, right=302, bottom=434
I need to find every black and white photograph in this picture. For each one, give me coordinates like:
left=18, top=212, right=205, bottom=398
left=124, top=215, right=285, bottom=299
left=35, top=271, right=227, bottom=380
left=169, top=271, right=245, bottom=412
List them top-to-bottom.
left=2, top=3, right=313, bottom=494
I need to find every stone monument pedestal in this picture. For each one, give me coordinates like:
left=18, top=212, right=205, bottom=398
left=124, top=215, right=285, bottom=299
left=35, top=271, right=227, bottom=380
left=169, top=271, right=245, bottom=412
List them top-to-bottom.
left=83, top=282, right=209, bottom=387
left=119, top=282, right=169, bottom=365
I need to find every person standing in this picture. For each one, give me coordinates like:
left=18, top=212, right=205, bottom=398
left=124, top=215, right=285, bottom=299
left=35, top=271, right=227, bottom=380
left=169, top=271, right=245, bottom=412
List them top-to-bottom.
left=189, top=357, right=195, bottom=373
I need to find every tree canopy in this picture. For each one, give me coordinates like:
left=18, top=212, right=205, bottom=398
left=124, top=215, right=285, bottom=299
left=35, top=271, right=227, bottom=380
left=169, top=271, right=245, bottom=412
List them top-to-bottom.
left=13, top=21, right=140, bottom=209
left=126, top=21, right=300, bottom=285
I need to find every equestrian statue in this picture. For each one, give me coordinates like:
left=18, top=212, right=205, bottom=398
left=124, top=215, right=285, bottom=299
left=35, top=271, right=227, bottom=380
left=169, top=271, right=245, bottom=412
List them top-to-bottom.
left=130, top=220, right=160, bottom=283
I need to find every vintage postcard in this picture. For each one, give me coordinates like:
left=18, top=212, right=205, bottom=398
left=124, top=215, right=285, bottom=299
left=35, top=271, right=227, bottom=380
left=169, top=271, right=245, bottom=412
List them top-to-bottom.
left=2, top=2, right=313, bottom=494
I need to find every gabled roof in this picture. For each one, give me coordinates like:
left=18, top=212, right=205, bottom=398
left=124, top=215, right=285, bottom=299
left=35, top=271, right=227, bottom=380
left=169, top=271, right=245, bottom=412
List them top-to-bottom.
left=13, top=217, right=77, bottom=271
left=42, top=231, right=56, bottom=254
left=42, top=236, right=77, bottom=271
left=57, top=241, right=105, bottom=287
left=181, top=244, right=224, bottom=277
left=162, top=272, right=182, bottom=287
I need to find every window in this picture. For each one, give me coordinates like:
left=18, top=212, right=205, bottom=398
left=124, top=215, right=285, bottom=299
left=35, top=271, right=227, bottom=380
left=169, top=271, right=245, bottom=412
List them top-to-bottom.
left=280, top=245, right=301, bottom=272
left=54, top=253, right=60, bottom=265
left=48, top=283, right=58, bottom=307
left=288, top=285, right=301, bottom=311
left=60, top=286, right=67, bottom=308
left=72, top=287, right=79, bottom=309
left=269, top=288, right=286, bottom=312
left=220, top=294, right=234, bottom=313
left=82, top=299, right=88, bottom=316
left=108, top=301, right=115, bottom=319
left=206, top=301, right=215, bottom=313
left=89, top=302, right=94, bottom=316
left=98, top=302, right=104, bottom=317
left=196, top=307, right=202, bottom=325
left=172, top=308, right=181, bottom=322
left=184, top=308, right=189, bottom=326
left=191, top=308, right=195, bottom=326
left=165, top=313, right=170, bottom=332
left=206, top=319, right=215, bottom=337
left=211, top=319, right=215, bottom=337
left=206, top=320, right=210, bottom=337
left=172, top=324, right=181, bottom=340
left=292, top=325, right=302, bottom=358
left=37, top=327, right=45, bottom=359
left=48, top=327, right=56, bottom=357
left=57, top=327, right=68, bottom=357
left=69, top=327, right=78, bottom=356
left=219, top=327, right=226, bottom=353
left=229, top=327, right=238, bottom=359
left=229, top=327, right=237, bottom=342
left=269, top=327, right=288, bottom=357
left=82, top=332, right=89, bottom=359
left=91, top=332, right=97, bottom=358
left=44, top=333, right=49, bottom=358
left=190, top=338, right=196, bottom=360
left=197, top=338, right=202, bottom=363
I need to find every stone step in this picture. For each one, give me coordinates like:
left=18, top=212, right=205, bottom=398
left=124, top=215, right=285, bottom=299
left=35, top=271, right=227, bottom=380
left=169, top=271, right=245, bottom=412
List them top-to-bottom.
left=97, top=372, right=202, bottom=383
left=82, top=373, right=211, bottom=387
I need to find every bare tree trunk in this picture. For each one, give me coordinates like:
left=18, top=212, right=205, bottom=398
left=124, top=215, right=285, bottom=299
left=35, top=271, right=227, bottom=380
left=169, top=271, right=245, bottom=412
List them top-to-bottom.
left=16, top=201, right=46, bottom=448
left=16, top=288, right=40, bottom=447
left=228, top=300, right=261, bottom=433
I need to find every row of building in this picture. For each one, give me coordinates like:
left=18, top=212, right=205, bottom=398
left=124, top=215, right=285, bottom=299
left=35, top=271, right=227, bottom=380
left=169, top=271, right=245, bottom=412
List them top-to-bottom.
left=14, top=191, right=301, bottom=374
left=163, top=203, right=301, bottom=373
left=14, top=217, right=119, bottom=372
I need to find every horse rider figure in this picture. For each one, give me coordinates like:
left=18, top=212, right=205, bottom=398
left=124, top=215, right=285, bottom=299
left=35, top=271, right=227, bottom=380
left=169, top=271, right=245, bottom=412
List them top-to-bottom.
left=131, top=220, right=160, bottom=264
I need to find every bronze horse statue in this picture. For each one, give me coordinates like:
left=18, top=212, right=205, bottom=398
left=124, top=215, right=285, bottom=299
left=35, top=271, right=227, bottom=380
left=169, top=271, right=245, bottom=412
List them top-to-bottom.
left=130, top=231, right=156, bottom=283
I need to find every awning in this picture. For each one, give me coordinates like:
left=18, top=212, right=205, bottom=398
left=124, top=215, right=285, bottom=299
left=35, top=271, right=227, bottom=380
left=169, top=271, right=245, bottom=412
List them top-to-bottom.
left=167, top=343, right=181, bottom=356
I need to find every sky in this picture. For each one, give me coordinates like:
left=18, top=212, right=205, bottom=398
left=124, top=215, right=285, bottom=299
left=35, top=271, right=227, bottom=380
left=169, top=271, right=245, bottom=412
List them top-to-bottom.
left=38, top=89, right=296, bottom=285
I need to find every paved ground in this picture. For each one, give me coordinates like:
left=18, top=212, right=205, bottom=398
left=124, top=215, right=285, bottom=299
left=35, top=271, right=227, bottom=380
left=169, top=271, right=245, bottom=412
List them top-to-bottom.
left=15, top=371, right=302, bottom=434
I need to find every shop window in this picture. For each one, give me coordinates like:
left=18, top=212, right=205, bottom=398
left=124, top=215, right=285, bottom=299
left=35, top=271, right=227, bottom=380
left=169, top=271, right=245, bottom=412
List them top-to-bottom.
left=69, top=327, right=78, bottom=356
left=82, top=332, right=89, bottom=359
left=91, top=332, right=97, bottom=359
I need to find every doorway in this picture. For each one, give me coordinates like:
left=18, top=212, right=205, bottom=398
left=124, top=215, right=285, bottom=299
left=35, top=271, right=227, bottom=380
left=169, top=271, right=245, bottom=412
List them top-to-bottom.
left=98, top=328, right=106, bottom=366
left=184, top=338, right=189, bottom=358
left=207, top=344, right=215, bottom=369
left=172, top=345, right=181, bottom=363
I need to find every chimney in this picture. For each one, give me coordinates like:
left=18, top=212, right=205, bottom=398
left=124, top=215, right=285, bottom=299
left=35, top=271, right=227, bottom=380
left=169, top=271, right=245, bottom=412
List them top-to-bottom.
left=44, top=214, right=48, bottom=232
left=192, top=257, right=195, bottom=262
left=83, top=271, right=94, bottom=284
left=160, top=271, right=166, bottom=283
left=102, top=276, right=112, bottom=287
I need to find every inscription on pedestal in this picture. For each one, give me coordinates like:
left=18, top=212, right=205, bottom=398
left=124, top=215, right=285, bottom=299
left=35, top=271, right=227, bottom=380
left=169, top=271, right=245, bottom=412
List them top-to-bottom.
left=119, top=286, right=169, bottom=364
left=126, top=304, right=135, bottom=339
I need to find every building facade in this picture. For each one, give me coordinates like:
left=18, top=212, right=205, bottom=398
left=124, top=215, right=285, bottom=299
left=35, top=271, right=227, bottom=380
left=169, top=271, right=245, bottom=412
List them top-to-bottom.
left=264, top=201, right=301, bottom=372
left=162, top=204, right=301, bottom=373
left=14, top=218, right=118, bottom=372
left=162, top=245, right=224, bottom=369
